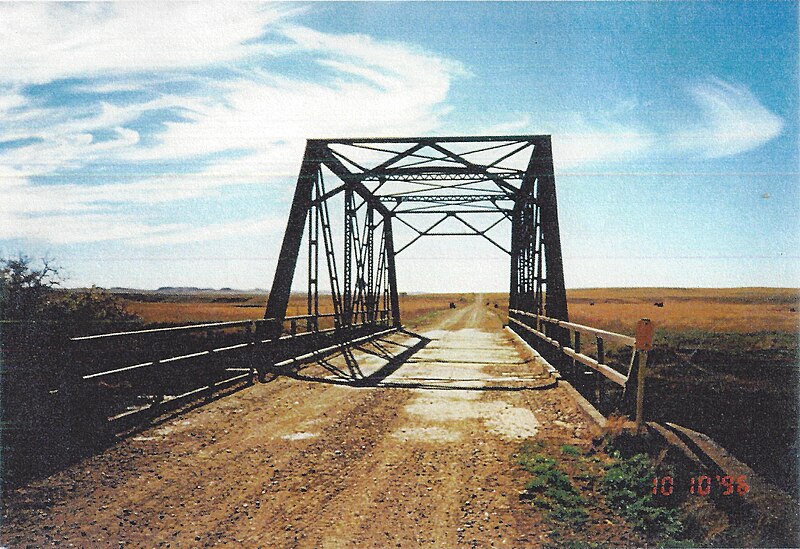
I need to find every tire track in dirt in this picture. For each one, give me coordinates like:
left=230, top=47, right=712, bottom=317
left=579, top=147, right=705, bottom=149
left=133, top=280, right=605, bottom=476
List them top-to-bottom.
left=2, top=380, right=413, bottom=546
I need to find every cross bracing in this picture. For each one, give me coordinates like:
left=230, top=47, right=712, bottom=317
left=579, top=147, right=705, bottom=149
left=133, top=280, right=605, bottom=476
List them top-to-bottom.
left=265, top=136, right=568, bottom=347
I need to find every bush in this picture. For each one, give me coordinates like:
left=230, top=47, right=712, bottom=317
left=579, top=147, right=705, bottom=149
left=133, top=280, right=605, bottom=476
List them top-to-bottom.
left=1, top=254, right=142, bottom=488
left=0, top=255, right=60, bottom=320
left=1, top=255, right=140, bottom=330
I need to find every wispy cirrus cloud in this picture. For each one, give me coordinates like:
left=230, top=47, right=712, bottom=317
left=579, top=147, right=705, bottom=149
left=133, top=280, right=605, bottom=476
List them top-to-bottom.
left=0, top=0, right=785, bottom=254
left=0, top=3, right=467, bottom=246
left=0, top=3, right=294, bottom=83
left=483, top=77, right=783, bottom=171
left=672, top=77, right=784, bottom=158
left=483, top=112, right=654, bottom=171
left=135, top=217, right=284, bottom=247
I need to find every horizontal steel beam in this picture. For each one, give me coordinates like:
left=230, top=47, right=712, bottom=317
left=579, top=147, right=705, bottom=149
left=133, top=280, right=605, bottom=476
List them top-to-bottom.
left=315, top=135, right=546, bottom=144
left=362, top=166, right=523, bottom=182
left=381, top=194, right=510, bottom=203
left=393, top=209, right=512, bottom=215
left=71, top=319, right=265, bottom=341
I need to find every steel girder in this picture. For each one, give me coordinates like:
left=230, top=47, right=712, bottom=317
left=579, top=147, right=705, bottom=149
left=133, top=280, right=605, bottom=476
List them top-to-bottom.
left=265, top=136, right=568, bottom=345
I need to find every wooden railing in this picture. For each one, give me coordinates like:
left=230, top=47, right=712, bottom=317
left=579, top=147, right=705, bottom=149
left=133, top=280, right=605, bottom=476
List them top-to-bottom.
left=508, top=309, right=653, bottom=429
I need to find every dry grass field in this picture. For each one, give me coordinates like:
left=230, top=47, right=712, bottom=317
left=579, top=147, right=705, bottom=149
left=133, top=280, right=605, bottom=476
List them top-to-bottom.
left=116, top=287, right=799, bottom=497
left=121, top=287, right=800, bottom=337
left=567, top=287, right=799, bottom=335
left=120, top=292, right=499, bottom=327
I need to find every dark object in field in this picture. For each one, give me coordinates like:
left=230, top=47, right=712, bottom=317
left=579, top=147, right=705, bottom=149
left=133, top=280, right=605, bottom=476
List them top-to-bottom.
left=449, top=302, right=456, bottom=309
left=589, top=302, right=595, bottom=306
left=654, top=302, right=664, bottom=307
left=494, top=303, right=499, bottom=308
left=790, top=307, right=797, bottom=312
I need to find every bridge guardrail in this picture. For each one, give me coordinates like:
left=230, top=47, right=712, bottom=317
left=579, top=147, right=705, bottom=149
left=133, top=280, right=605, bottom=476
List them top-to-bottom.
left=508, top=309, right=652, bottom=430
left=68, top=311, right=393, bottom=422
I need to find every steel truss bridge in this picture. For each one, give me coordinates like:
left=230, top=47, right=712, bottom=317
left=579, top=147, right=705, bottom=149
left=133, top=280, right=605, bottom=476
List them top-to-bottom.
left=56, top=135, right=650, bottom=431
left=265, top=135, right=568, bottom=342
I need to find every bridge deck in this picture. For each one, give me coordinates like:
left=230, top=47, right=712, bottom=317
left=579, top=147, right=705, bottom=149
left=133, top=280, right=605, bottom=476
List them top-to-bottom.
left=1, top=297, right=610, bottom=547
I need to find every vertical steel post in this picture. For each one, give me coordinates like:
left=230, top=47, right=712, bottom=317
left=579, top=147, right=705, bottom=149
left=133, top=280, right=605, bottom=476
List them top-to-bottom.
left=533, top=137, right=568, bottom=344
left=265, top=141, right=320, bottom=333
left=307, top=193, right=319, bottom=332
left=509, top=202, right=521, bottom=313
left=367, top=205, right=375, bottom=323
left=383, top=214, right=401, bottom=327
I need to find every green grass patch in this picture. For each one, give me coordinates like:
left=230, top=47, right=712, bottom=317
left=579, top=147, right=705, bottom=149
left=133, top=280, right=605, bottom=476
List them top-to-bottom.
left=560, top=444, right=582, bottom=456
left=518, top=445, right=588, bottom=526
left=600, top=452, right=685, bottom=542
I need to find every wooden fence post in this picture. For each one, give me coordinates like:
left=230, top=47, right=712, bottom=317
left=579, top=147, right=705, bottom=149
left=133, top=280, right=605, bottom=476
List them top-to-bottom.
left=634, top=319, right=654, bottom=432
left=596, top=336, right=605, bottom=407
left=634, top=350, right=648, bottom=431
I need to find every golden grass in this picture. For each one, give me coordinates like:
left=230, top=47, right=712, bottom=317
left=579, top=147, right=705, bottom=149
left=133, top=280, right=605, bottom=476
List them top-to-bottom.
left=124, top=288, right=799, bottom=335
left=566, top=288, right=799, bottom=334
left=123, top=301, right=263, bottom=324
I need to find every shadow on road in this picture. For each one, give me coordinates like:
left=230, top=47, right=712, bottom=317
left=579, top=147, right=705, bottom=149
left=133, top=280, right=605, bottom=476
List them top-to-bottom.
left=287, top=329, right=557, bottom=392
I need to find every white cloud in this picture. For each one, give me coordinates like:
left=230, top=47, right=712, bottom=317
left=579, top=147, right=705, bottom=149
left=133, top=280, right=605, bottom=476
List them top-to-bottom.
left=0, top=3, right=292, bottom=83
left=0, top=5, right=466, bottom=245
left=124, top=27, right=467, bottom=166
left=481, top=77, right=783, bottom=171
left=672, top=78, right=784, bottom=158
left=0, top=91, right=27, bottom=115
left=482, top=113, right=654, bottom=171
left=0, top=168, right=282, bottom=245
left=0, top=209, right=184, bottom=245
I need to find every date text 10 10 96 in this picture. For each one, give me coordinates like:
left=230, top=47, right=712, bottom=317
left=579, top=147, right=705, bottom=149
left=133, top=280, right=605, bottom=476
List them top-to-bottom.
left=652, top=475, right=750, bottom=497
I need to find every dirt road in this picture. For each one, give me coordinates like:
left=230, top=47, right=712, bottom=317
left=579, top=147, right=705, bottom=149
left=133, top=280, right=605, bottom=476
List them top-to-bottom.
left=2, top=297, right=600, bottom=547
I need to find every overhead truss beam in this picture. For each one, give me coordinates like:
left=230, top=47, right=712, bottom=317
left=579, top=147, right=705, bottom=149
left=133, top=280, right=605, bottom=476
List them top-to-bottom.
left=266, top=135, right=568, bottom=345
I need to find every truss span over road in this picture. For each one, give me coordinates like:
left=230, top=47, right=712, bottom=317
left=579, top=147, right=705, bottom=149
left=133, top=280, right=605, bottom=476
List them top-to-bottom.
left=265, top=136, right=569, bottom=355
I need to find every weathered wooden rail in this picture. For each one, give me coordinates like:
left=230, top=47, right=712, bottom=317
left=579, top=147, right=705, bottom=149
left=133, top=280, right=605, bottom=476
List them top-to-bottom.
left=509, top=309, right=653, bottom=429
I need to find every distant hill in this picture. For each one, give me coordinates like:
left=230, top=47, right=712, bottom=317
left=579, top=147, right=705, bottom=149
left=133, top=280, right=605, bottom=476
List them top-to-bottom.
left=105, top=287, right=269, bottom=295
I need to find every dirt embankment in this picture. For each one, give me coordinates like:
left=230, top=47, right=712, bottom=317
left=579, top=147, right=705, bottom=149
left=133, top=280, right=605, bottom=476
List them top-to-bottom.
left=2, top=297, right=640, bottom=547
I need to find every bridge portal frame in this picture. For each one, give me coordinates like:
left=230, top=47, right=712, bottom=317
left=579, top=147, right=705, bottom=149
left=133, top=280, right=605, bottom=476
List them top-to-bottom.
left=265, top=135, right=569, bottom=349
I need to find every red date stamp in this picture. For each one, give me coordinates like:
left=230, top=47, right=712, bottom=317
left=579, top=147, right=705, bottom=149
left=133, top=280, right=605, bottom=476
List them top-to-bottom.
left=652, top=475, right=749, bottom=496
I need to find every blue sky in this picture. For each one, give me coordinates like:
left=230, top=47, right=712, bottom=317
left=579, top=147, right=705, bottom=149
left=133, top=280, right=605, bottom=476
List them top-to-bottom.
left=0, top=1, right=797, bottom=291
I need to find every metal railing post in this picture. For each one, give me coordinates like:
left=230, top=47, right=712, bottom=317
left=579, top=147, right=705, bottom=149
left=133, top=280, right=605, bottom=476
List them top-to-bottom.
left=248, top=321, right=257, bottom=385
left=152, top=359, right=164, bottom=415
